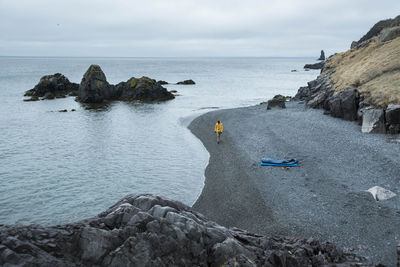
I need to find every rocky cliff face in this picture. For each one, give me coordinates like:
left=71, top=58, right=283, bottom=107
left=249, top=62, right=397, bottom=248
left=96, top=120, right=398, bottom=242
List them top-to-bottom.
left=295, top=15, right=400, bottom=134
left=0, top=194, right=371, bottom=266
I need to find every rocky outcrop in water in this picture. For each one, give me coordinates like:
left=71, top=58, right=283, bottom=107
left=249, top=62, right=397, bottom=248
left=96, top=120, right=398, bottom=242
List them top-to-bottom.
left=304, top=61, right=324, bottom=70
left=25, top=65, right=175, bottom=104
left=77, top=65, right=175, bottom=104
left=77, top=65, right=115, bottom=103
left=24, top=73, right=79, bottom=101
left=177, top=79, right=195, bottom=85
left=0, top=194, right=371, bottom=266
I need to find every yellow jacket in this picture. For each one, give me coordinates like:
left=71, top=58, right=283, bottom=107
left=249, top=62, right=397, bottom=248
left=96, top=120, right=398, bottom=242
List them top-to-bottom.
left=214, top=122, right=223, bottom=133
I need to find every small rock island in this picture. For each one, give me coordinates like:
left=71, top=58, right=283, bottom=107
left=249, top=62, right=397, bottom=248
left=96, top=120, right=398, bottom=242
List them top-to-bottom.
left=24, top=65, right=175, bottom=104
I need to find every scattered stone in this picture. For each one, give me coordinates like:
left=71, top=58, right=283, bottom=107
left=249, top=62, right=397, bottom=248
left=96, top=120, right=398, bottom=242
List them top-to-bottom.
left=318, top=50, right=326, bottom=60
left=291, top=70, right=297, bottom=72
left=24, top=73, right=79, bottom=99
left=177, top=80, right=195, bottom=85
left=170, top=90, right=178, bottom=93
left=267, top=95, right=286, bottom=110
left=361, top=108, right=386, bottom=133
left=58, top=109, right=68, bottom=112
left=71, top=109, right=76, bottom=112
left=367, top=186, right=396, bottom=201
left=0, top=194, right=371, bottom=266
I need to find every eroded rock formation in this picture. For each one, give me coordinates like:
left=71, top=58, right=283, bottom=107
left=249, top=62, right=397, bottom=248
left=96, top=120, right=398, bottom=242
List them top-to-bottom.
left=25, top=65, right=175, bottom=104
left=24, top=73, right=79, bottom=101
left=0, top=194, right=371, bottom=266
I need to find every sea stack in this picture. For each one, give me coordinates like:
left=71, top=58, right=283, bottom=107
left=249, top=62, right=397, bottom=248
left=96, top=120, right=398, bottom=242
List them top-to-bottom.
left=318, top=50, right=325, bottom=60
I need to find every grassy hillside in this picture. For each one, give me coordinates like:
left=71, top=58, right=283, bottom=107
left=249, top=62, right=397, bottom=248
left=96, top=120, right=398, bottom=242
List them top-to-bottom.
left=324, top=36, right=400, bottom=108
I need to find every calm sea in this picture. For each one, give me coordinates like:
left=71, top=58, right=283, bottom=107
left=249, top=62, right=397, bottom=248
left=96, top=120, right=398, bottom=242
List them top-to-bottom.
left=0, top=57, right=318, bottom=225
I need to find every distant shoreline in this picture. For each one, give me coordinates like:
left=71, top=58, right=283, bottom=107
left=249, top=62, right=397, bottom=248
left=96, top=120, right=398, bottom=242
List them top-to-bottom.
left=188, top=101, right=400, bottom=266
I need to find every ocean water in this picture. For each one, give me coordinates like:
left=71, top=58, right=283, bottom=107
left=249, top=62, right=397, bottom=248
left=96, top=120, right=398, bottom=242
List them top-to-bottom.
left=0, top=57, right=319, bottom=225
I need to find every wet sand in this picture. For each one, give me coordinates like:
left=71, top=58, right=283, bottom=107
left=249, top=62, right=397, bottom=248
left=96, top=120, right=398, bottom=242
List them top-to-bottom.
left=189, top=101, right=400, bottom=265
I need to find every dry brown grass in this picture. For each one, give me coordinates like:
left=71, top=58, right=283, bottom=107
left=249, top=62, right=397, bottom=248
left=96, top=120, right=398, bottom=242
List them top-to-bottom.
left=324, top=36, right=400, bottom=108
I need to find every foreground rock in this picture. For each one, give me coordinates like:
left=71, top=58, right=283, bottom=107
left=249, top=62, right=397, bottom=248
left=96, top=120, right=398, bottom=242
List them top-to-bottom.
left=76, top=65, right=174, bottom=104
left=24, top=73, right=79, bottom=100
left=177, top=79, right=195, bottom=85
left=0, top=194, right=371, bottom=266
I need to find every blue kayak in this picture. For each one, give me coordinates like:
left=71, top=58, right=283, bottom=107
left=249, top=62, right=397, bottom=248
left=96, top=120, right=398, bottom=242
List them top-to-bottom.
left=260, top=158, right=298, bottom=167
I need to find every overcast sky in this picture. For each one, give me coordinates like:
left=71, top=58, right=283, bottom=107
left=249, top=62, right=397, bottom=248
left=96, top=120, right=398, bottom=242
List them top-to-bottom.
left=0, top=0, right=399, bottom=57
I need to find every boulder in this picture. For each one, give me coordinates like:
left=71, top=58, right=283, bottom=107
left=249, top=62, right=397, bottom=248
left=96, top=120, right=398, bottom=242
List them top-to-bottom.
left=318, top=50, right=325, bottom=60
left=304, top=61, right=324, bottom=70
left=77, top=65, right=114, bottom=103
left=24, top=73, right=79, bottom=99
left=116, top=77, right=174, bottom=102
left=177, top=79, right=195, bottom=85
left=157, top=80, right=168, bottom=85
left=327, top=88, right=359, bottom=121
left=267, top=95, right=286, bottom=110
left=386, top=104, right=400, bottom=124
left=361, top=108, right=386, bottom=133
left=367, top=186, right=396, bottom=201
left=0, top=194, right=371, bottom=266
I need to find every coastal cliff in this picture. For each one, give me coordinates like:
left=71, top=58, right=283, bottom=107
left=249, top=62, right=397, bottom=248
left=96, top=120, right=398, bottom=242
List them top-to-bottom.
left=295, top=15, right=400, bottom=134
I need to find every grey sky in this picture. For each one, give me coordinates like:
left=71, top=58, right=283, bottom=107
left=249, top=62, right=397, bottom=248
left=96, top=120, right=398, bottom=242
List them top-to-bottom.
left=1, top=0, right=399, bottom=57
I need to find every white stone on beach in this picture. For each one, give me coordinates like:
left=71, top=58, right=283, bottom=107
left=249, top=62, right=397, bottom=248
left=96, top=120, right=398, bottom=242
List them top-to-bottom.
left=367, top=186, right=396, bottom=201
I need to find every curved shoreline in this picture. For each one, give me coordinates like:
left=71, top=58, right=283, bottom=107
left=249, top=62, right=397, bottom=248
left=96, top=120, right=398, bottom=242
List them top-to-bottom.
left=188, top=101, right=400, bottom=266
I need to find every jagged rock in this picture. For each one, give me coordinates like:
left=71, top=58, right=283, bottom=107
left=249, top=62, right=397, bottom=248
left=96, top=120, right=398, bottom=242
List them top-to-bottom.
left=378, top=26, right=400, bottom=42
left=318, top=50, right=325, bottom=60
left=304, top=61, right=324, bottom=70
left=77, top=65, right=114, bottom=103
left=24, top=73, right=79, bottom=99
left=116, top=77, right=175, bottom=102
left=177, top=79, right=195, bottom=85
left=157, top=80, right=169, bottom=85
left=294, top=86, right=311, bottom=101
left=329, top=88, right=359, bottom=121
left=308, top=89, right=334, bottom=109
left=267, top=95, right=286, bottom=110
left=385, top=104, right=400, bottom=134
left=361, top=108, right=386, bottom=133
left=367, top=186, right=396, bottom=201
left=0, top=194, right=371, bottom=266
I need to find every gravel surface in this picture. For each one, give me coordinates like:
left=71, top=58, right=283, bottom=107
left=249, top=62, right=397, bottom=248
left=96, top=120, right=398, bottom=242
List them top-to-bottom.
left=189, top=101, right=400, bottom=266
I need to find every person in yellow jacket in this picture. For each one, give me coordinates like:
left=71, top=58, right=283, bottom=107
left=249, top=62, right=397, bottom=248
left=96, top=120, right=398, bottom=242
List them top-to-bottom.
left=214, top=120, right=223, bottom=144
